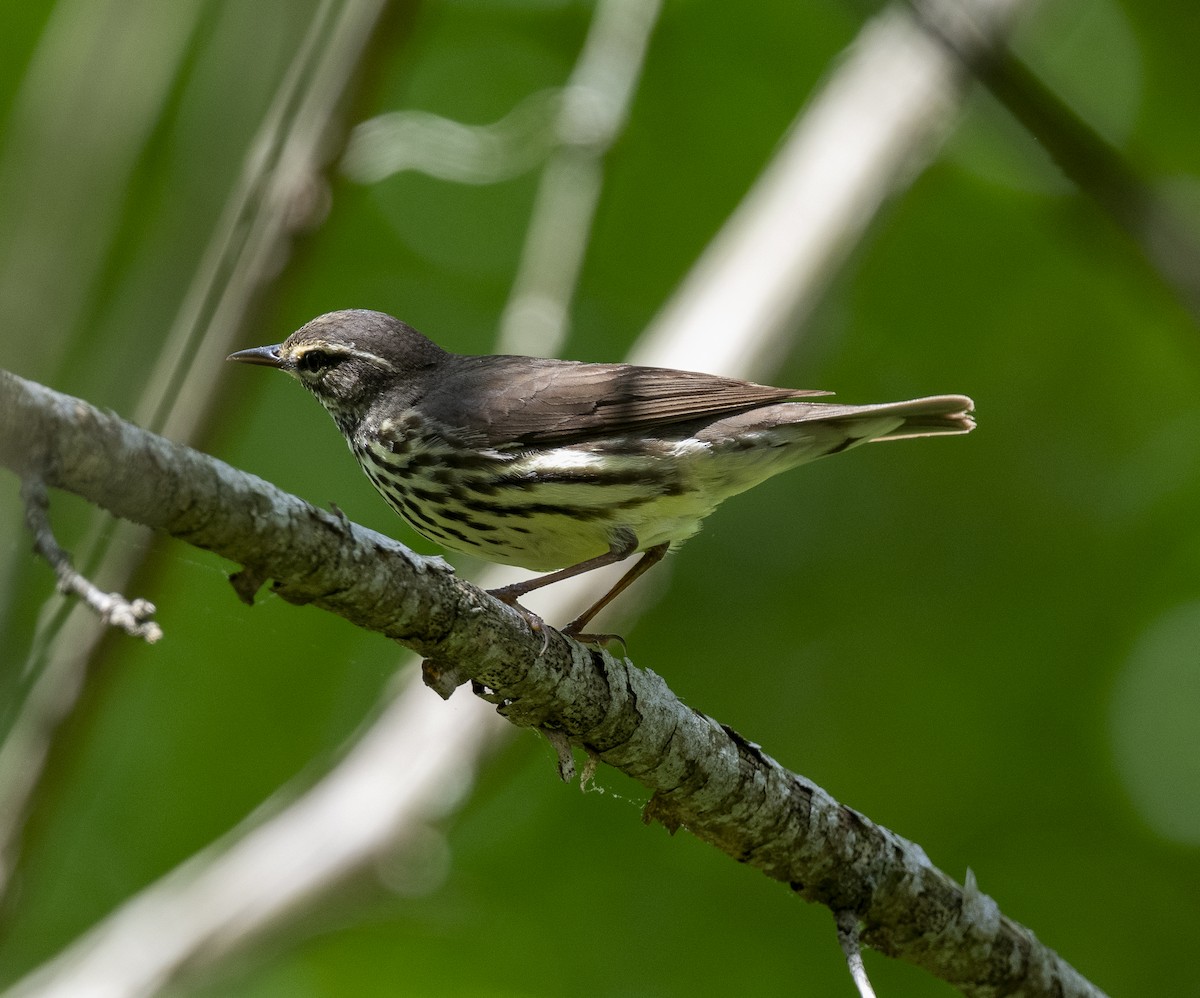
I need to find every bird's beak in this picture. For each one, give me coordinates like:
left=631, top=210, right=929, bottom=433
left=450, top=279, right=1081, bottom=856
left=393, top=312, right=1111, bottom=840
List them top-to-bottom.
left=227, top=344, right=285, bottom=368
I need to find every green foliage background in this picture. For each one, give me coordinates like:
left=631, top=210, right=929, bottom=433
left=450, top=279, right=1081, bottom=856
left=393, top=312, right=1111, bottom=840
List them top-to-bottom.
left=2, top=1, right=1199, bottom=994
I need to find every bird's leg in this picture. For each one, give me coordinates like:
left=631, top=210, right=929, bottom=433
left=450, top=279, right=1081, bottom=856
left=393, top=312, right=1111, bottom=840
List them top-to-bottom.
left=488, top=536, right=653, bottom=642
left=488, top=536, right=637, bottom=607
left=563, top=542, right=669, bottom=641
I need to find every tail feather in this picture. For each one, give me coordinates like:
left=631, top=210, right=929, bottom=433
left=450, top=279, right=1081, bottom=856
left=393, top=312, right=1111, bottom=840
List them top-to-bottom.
left=803, top=394, right=975, bottom=440
left=872, top=394, right=975, bottom=440
left=878, top=395, right=979, bottom=439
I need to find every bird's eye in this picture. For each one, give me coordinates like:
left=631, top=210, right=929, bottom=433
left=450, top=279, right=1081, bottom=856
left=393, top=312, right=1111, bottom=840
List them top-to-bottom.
left=297, top=349, right=338, bottom=375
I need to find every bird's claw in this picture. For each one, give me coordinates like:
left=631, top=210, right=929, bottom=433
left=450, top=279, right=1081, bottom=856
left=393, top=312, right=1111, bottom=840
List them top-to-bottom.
left=487, top=588, right=551, bottom=655
left=563, top=631, right=627, bottom=653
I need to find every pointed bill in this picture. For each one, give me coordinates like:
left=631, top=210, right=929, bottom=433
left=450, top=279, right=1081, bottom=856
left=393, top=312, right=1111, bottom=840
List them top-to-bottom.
left=227, top=344, right=285, bottom=367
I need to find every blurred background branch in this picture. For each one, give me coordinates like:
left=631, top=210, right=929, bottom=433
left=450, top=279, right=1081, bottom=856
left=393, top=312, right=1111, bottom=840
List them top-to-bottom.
left=0, top=0, right=393, bottom=902
left=909, top=0, right=1200, bottom=320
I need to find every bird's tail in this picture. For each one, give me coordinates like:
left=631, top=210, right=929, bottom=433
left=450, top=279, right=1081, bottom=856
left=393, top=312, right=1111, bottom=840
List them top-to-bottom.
left=687, top=393, right=974, bottom=502
left=805, top=394, right=975, bottom=441
left=868, top=394, right=974, bottom=440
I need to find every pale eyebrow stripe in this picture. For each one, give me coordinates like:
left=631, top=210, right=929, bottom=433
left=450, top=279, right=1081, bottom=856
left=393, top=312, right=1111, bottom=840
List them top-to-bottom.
left=293, top=344, right=398, bottom=372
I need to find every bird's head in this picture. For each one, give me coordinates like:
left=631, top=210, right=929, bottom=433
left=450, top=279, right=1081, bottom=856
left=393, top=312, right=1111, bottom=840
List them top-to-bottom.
left=228, top=310, right=447, bottom=431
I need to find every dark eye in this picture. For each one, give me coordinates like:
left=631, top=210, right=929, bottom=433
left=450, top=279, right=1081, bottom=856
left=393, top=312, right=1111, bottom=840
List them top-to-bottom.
left=297, top=349, right=339, bottom=374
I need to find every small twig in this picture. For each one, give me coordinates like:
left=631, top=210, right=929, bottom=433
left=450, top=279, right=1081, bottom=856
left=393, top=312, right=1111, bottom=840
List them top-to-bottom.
left=20, top=478, right=162, bottom=643
left=541, top=727, right=577, bottom=783
left=578, top=749, right=599, bottom=791
left=836, top=911, right=877, bottom=998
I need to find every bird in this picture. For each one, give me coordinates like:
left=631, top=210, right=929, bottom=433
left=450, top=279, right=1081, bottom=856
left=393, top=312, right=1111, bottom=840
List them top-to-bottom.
left=228, top=309, right=973, bottom=641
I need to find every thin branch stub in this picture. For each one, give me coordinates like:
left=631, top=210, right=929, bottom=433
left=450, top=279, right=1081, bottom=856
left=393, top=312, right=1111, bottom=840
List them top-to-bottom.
left=20, top=477, right=163, bottom=643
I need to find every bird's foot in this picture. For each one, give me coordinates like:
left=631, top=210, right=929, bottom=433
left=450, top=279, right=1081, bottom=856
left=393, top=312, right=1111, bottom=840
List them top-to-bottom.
left=487, top=586, right=550, bottom=655
left=561, top=629, right=627, bottom=653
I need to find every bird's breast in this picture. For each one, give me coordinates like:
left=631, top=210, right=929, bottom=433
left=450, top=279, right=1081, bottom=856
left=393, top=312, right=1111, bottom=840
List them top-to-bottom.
left=345, top=425, right=715, bottom=570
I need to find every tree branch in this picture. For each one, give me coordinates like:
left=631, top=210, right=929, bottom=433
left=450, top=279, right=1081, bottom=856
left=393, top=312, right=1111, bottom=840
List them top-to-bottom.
left=0, top=367, right=1107, bottom=998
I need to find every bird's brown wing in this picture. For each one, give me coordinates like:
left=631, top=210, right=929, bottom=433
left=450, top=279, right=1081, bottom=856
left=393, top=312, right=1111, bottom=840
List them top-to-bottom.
left=425, top=355, right=830, bottom=446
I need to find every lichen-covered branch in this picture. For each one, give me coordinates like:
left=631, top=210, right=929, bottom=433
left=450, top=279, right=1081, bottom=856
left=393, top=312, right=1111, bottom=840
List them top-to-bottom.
left=0, top=368, right=1107, bottom=998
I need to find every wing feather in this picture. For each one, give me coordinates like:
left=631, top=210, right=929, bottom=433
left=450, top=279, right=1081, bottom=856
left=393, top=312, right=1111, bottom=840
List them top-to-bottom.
left=423, top=356, right=830, bottom=446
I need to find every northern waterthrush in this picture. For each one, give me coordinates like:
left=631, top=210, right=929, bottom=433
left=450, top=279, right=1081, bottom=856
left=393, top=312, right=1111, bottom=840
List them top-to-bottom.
left=229, top=310, right=974, bottom=639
